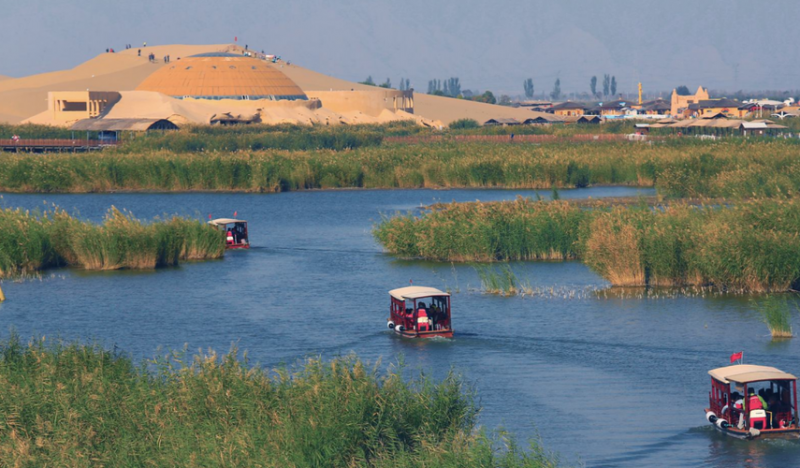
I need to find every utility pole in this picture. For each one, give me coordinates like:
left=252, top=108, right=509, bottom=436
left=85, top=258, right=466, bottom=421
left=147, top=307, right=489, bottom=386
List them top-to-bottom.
left=638, top=82, right=643, bottom=105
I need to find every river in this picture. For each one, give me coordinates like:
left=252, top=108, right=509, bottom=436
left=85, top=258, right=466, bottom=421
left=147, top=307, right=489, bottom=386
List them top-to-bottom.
left=1, top=187, right=798, bottom=467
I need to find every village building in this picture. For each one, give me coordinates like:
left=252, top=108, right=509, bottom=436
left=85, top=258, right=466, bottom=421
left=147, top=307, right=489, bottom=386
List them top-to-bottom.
left=670, top=86, right=709, bottom=117
left=685, top=99, right=750, bottom=119
left=546, top=101, right=586, bottom=117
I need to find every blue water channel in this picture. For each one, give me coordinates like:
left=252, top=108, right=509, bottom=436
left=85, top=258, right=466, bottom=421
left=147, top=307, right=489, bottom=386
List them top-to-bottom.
left=1, top=186, right=798, bottom=468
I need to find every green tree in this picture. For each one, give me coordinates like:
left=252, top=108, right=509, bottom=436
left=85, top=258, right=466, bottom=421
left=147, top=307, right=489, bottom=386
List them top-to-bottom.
left=602, top=74, right=610, bottom=97
left=359, top=76, right=375, bottom=86
left=590, top=76, right=598, bottom=98
left=610, top=76, right=617, bottom=97
left=446, top=77, right=461, bottom=97
left=379, top=78, right=392, bottom=89
left=524, top=78, right=534, bottom=99
left=550, top=78, right=561, bottom=101
left=676, top=85, right=691, bottom=95
left=498, top=94, right=513, bottom=106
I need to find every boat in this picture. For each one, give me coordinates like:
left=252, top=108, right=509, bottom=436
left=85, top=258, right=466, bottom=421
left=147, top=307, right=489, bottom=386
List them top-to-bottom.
left=208, top=218, right=250, bottom=249
left=387, top=286, right=453, bottom=338
left=704, top=364, right=799, bottom=439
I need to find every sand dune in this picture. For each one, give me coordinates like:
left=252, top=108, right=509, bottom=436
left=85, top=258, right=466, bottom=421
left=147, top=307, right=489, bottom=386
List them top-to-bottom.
left=1, top=43, right=553, bottom=126
left=0, top=44, right=227, bottom=124
left=280, top=63, right=556, bottom=125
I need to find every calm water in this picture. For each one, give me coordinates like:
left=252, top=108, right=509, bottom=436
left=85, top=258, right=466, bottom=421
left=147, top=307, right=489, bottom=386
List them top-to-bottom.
left=1, top=186, right=798, bottom=468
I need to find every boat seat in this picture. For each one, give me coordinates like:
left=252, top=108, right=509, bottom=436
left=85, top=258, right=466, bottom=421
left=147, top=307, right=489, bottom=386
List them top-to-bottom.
left=417, top=316, right=430, bottom=332
left=750, top=409, right=768, bottom=430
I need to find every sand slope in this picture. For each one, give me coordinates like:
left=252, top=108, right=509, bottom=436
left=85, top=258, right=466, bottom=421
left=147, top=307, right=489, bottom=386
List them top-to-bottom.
left=0, top=45, right=228, bottom=124
left=280, top=63, right=557, bottom=125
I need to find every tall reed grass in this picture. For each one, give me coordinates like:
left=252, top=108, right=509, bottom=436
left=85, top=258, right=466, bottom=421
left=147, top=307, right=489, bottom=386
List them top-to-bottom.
left=1, top=139, right=799, bottom=197
left=376, top=198, right=800, bottom=292
left=0, top=206, right=223, bottom=277
left=754, top=295, right=795, bottom=338
left=0, top=334, right=558, bottom=467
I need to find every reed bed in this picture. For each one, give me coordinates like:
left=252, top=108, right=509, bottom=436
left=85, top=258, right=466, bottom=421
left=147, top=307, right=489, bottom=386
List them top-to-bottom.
left=1, top=140, right=799, bottom=197
left=376, top=198, right=800, bottom=292
left=0, top=206, right=223, bottom=277
left=474, top=264, right=521, bottom=296
left=754, top=295, right=795, bottom=338
left=0, top=335, right=558, bottom=467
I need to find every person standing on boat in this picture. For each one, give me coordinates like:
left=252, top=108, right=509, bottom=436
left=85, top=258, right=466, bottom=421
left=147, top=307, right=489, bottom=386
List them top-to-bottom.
left=226, top=229, right=234, bottom=245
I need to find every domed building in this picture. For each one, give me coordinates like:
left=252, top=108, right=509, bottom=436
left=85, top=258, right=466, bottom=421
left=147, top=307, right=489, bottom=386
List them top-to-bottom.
left=136, top=52, right=308, bottom=101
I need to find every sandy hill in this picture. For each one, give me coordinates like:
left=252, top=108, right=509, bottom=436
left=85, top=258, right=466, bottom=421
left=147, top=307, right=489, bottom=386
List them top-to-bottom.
left=1, top=43, right=553, bottom=126
left=0, top=44, right=228, bottom=124
left=279, top=63, right=556, bottom=125
left=0, top=75, right=9, bottom=81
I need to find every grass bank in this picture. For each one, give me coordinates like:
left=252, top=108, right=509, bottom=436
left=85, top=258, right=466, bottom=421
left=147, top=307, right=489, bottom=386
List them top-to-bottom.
left=1, top=139, right=799, bottom=196
left=375, top=198, right=800, bottom=292
left=0, top=206, right=224, bottom=277
left=0, top=335, right=558, bottom=467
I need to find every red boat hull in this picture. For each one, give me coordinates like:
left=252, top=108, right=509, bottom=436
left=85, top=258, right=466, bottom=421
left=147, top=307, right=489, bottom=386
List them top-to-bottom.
left=226, top=243, right=250, bottom=250
left=393, top=328, right=453, bottom=339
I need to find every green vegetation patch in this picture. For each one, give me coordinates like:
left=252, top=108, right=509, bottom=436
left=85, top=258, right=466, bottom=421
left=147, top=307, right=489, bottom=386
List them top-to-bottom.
left=3, top=139, right=800, bottom=196
left=375, top=198, right=800, bottom=292
left=0, top=206, right=224, bottom=277
left=0, top=335, right=559, bottom=467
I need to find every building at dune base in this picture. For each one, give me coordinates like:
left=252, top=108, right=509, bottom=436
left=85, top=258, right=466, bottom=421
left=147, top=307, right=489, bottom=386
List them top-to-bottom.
left=26, top=52, right=427, bottom=129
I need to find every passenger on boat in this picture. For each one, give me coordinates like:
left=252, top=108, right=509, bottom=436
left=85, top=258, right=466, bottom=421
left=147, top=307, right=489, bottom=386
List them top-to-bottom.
left=226, top=229, right=234, bottom=245
left=417, top=304, right=430, bottom=331
left=748, top=388, right=768, bottom=411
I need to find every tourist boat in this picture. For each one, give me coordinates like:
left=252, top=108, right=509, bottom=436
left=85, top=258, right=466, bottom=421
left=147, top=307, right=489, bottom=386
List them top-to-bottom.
left=208, top=218, right=250, bottom=249
left=387, top=286, right=453, bottom=338
left=705, top=364, right=799, bottom=439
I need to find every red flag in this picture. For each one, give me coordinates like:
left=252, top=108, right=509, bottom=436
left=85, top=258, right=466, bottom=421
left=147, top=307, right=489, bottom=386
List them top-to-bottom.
left=235, top=36, right=238, bottom=42
left=234, top=211, right=238, bottom=218
left=208, top=213, right=212, bottom=219
left=730, top=351, right=743, bottom=363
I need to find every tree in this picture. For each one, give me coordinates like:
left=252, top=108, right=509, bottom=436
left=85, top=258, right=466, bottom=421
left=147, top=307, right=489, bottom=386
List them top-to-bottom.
left=602, top=74, right=610, bottom=97
left=360, top=76, right=375, bottom=86
left=590, top=76, right=597, bottom=98
left=610, top=76, right=617, bottom=97
left=446, top=77, right=461, bottom=97
left=379, top=78, right=391, bottom=89
left=399, top=78, right=406, bottom=91
left=524, top=78, right=534, bottom=99
left=550, top=78, right=561, bottom=101
left=427, top=79, right=442, bottom=94
left=675, top=85, right=691, bottom=96
left=498, top=94, right=512, bottom=106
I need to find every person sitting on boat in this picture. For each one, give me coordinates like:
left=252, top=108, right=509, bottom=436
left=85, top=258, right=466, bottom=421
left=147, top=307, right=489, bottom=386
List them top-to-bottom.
left=226, top=229, right=234, bottom=245
left=416, top=304, right=430, bottom=331
left=748, top=388, right=768, bottom=411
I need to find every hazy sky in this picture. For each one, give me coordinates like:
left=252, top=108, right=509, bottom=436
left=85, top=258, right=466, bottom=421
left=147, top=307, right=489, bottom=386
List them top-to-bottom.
left=3, top=0, right=799, bottom=96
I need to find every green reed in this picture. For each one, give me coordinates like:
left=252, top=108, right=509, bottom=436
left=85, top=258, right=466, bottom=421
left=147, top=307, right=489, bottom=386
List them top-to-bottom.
left=1, top=139, right=800, bottom=197
left=376, top=198, right=800, bottom=293
left=0, top=206, right=224, bottom=277
left=754, top=295, right=795, bottom=338
left=0, top=334, right=559, bottom=467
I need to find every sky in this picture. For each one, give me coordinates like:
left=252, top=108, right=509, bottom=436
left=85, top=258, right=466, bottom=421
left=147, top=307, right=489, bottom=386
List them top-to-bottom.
left=2, top=0, right=799, bottom=97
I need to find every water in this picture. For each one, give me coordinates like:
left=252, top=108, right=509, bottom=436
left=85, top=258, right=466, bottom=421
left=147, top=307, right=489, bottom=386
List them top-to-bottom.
left=1, top=186, right=798, bottom=468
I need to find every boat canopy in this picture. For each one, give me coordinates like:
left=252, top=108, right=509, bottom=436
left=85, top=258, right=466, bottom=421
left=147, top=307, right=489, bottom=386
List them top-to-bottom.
left=208, top=218, right=247, bottom=226
left=389, top=286, right=449, bottom=301
left=709, top=364, right=797, bottom=384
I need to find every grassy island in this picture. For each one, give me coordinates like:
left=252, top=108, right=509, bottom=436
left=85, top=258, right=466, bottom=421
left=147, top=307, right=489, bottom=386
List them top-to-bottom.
left=375, top=197, right=800, bottom=292
left=0, top=207, right=224, bottom=277
left=0, top=335, right=558, bottom=467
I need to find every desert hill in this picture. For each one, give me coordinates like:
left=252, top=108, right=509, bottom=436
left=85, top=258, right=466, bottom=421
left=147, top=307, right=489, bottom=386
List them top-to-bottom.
left=1, top=43, right=551, bottom=126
